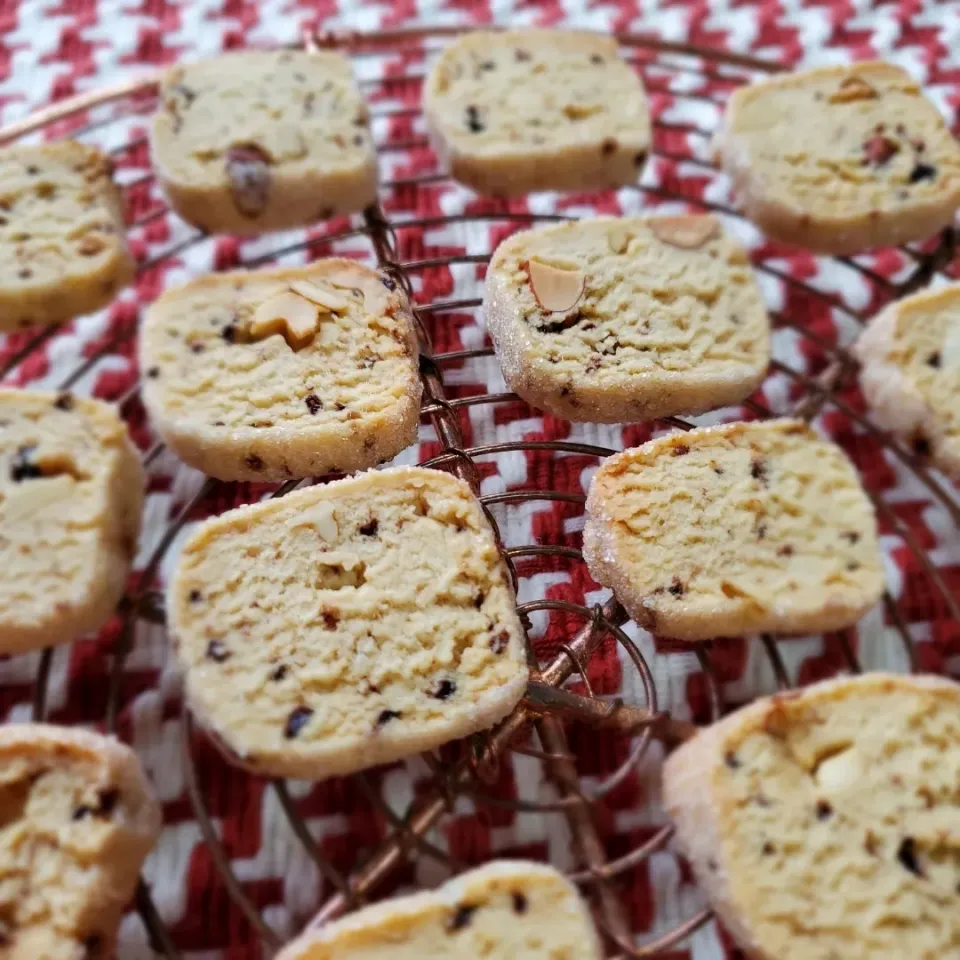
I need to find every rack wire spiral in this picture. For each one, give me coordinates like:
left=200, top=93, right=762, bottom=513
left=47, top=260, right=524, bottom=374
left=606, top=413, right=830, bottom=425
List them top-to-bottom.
left=1, top=24, right=958, bottom=959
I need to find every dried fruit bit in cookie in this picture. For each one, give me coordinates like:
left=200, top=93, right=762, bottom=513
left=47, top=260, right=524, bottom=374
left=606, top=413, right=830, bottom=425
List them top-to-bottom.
left=862, top=134, right=900, bottom=167
left=226, top=143, right=271, bottom=218
left=649, top=215, right=720, bottom=249
left=524, top=259, right=585, bottom=313
left=582, top=419, right=883, bottom=641
left=168, top=467, right=528, bottom=779
left=663, top=673, right=960, bottom=960
left=273, top=860, right=603, bottom=959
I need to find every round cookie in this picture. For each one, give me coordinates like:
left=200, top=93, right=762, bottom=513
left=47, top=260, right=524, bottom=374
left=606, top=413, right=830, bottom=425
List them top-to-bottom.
left=424, top=30, right=650, bottom=196
left=151, top=50, right=377, bottom=235
left=715, top=61, right=960, bottom=254
left=0, top=141, right=134, bottom=331
left=484, top=215, right=770, bottom=422
left=139, top=259, right=421, bottom=482
left=854, top=282, right=960, bottom=479
left=0, top=389, right=144, bottom=655
left=583, top=419, right=884, bottom=641
left=168, top=467, right=529, bottom=779
left=663, top=673, right=960, bottom=960
left=0, top=723, right=161, bottom=959
left=276, top=860, right=602, bottom=960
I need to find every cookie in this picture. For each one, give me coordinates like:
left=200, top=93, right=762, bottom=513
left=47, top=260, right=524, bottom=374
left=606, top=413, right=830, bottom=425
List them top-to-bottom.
left=423, top=30, right=650, bottom=196
left=150, top=50, right=378, bottom=235
left=715, top=61, right=960, bottom=254
left=0, top=141, right=133, bottom=331
left=484, top=215, right=770, bottom=422
left=139, top=259, right=421, bottom=482
left=854, top=282, right=960, bottom=478
left=0, top=390, right=144, bottom=655
left=582, top=419, right=884, bottom=641
left=168, top=467, right=528, bottom=779
left=663, top=673, right=960, bottom=960
left=0, top=723, right=161, bottom=960
left=276, top=860, right=601, bottom=960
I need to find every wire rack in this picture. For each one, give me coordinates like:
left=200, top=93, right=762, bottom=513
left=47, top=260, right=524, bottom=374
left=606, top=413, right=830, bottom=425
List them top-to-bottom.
left=1, top=23, right=959, bottom=960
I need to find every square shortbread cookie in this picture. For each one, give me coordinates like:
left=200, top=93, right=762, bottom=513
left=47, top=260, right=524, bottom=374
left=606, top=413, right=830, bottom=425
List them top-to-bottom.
left=424, top=30, right=650, bottom=196
left=151, top=50, right=378, bottom=235
left=0, top=141, right=133, bottom=331
left=139, top=259, right=422, bottom=481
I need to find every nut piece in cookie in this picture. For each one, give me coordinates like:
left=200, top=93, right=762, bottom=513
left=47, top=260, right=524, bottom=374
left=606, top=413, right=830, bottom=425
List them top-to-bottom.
left=424, top=30, right=650, bottom=196
left=150, top=50, right=377, bottom=235
left=715, top=61, right=960, bottom=254
left=0, top=141, right=134, bottom=331
left=484, top=215, right=770, bottom=423
left=139, top=258, right=421, bottom=481
left=854, top=282, right=960, bottom=478
left=0, top=389, right=144, bottom=655
left=583, top=419, right=883, bottom=640
left=168, top=467, right=529, bottom=779
left=663, top=673, right=960, bottom=960
left=0, top=723, right=160, bottom=959
left=275, top=860, right=602, bottom=959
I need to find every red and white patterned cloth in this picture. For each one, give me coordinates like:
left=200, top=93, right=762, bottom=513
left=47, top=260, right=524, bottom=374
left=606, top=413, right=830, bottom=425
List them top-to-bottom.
left=1, top=3, right=959, bottom=958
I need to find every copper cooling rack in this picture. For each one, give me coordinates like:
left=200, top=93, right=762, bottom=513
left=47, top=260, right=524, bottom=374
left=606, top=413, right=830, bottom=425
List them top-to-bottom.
left=1, top=24, right=959, bottom=959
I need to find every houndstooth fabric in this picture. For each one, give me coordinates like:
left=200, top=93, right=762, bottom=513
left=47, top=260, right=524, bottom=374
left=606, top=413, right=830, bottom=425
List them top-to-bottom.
left=1, top=2, right=959, bottom=958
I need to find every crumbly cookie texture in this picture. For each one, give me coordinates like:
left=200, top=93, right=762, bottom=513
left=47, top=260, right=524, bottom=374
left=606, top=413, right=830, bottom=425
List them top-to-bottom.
left=424, top=30, right=650, bottom=196
left=151, top=50, right=377, bottom=235
left=715, top=61, right=960, bottom=254
left=0, top=141, right=133, bottom=331
left=484, top=215, right=770, bottom=422
left=140, top=259, right=421, bottom=482
left=855, top=282, right=960, bottom=479
left=0, top=390, right=143, bottom=655
left=583, top=419, right=884, bottom=641
left=169, top=467, right=528, bottom=779
left=663, top=673, right=960, bottom=960
left=0, top=723, right=161, bottom=960
left=276, top=860, right=601, bottom=960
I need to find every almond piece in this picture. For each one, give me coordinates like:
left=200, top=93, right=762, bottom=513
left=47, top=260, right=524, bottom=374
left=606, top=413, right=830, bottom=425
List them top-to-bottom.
left=828, top=75, right=878, bottom=104
left=649, top=216, right=719, bottom=250
left=608, top=225, right=631, bottom=254
left=524, top=259, right=585, bottom=313
left=289, top=279, right=352, bottom=313
left=249, top=292, right=322, bottom=350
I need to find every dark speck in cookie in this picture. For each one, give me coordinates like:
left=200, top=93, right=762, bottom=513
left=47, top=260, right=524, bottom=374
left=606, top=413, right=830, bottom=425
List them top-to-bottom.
left=466, top=105, right=484, bottom=133
left=909, top=163, right=937, bottom=184
left=927, top=351, right=942, bottom=368
left=305, top=393, right=322, bottom=414
left=10, top=445, right=42, bottom=482
left=245, top=454, right=265, bottom=472
left=359, top=518, right=379, bottom=536
left=490, top=630, right=510, bottom=654
left=206, top=640, right=230, bottom=662
left=270, top=664, right=288, bottom=682
left=432, top=679, right=456, bottom=700
left=285, top=706, right=314, bottom=739
left=376, top=709, right=402, bottom=727
left=512, top=891, right=528, bottom=914
left=447, top=904, right=477, bottom=932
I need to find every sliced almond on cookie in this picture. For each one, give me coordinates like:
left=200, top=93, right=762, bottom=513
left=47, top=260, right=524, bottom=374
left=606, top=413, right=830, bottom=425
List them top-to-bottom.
left=827, top=75, right=878, bottom=104
left=649, top=216, right=719, bottom=250
left=608, top=225, right=632, bottom=254
left=524, top=259, right=586, bottom=313
left=289, top=279, right=352, bottom=313
left=250, top=292, right=322, bottom=350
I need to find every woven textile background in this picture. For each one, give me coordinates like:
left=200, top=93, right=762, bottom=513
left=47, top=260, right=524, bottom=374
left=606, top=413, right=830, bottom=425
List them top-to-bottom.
left=2, top=1, right=960, bottom=958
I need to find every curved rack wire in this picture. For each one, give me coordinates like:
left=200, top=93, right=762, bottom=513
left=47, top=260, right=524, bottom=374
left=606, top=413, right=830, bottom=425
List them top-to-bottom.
left=1, top=23, right=958, bottom=959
